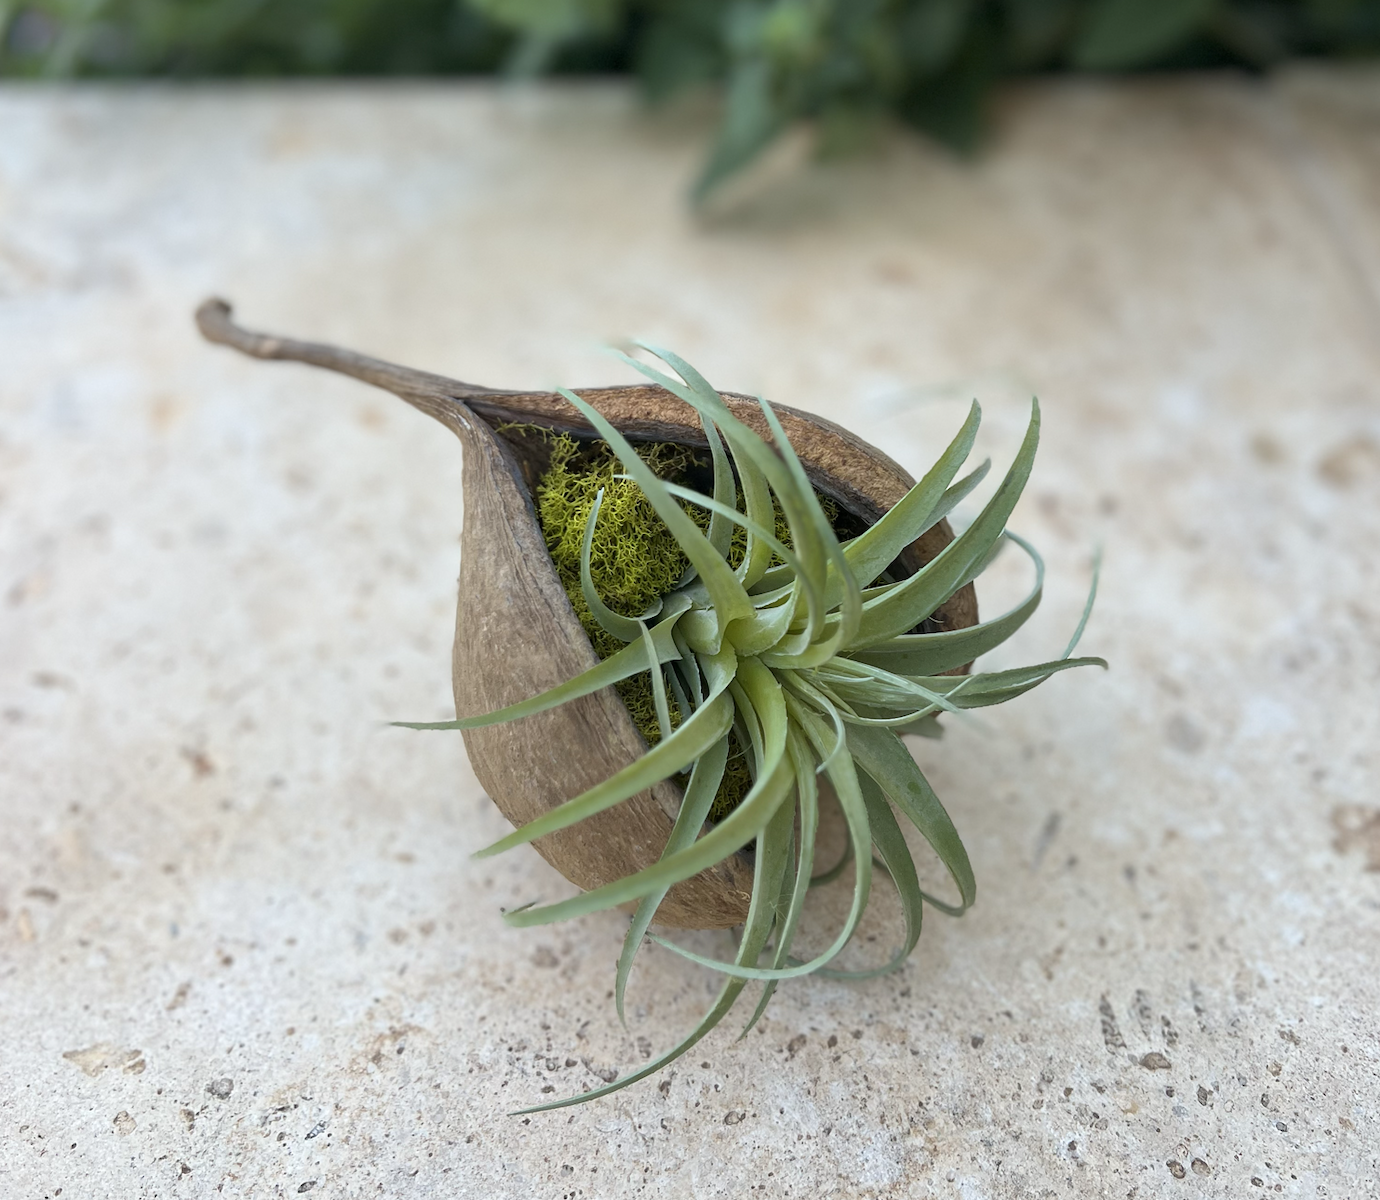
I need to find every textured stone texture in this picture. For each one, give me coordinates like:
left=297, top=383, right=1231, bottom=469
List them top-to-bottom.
left=2, top=73, right=1378, bottom=1198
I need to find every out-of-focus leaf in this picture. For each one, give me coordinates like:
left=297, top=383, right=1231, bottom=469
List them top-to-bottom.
left=2, top=0, right=517, bottom=75
left=7, top=0, right=1380, bottom=194
left=470, top=0, right=621, bottom=40
left=759, top=0, right=822, bottom=68
left=899, top=0, right=975, bottom=74
left=1002, top=0, right=1079, bottom=66
left=1072, top=0, right=1217, bottom=69
left=1211, top=2, right=1289, bottom=65
left=635, top=3, right=726, bottom=102
left=898, top=7, right=1000, bottom=153
left=692, top=56, right=788, bottom=199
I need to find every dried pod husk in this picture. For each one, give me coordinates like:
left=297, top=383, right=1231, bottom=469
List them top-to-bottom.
left=196, top=300, right=978, bottom=929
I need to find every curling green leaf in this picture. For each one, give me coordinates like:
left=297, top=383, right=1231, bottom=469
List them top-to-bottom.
left=613, top=346, right=836, bottom=641
left=702, top=414, right=735, bottom=560
left=579, top=488, right=645, bottom=644
left=1063, top=546, right=1102, bottom=659
left=641, top=621, right=673, bottom=741
left=933, top=655, right=1107, bottom=708
left=811, top=657, right=971, bottom=720
left=505, top=658, right=793, bottom=926
left=652, top=692, right=875, bottom=981
left=505, top=746, right=795, bottom=926
left=514, top=774, right=785, bottom=1114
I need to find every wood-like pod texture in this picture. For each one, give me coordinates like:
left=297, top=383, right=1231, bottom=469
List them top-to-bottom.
left=196, top=300, right=979, bottom=929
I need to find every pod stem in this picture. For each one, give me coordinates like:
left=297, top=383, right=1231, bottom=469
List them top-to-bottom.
left=194, top=296, right=513, bottom=433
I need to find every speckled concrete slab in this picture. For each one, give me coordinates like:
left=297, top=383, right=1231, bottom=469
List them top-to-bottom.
left=1, top=73, right=1377, bottom=1199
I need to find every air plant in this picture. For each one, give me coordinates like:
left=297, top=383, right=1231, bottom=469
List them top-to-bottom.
left=195, top=300, right=1102, bottom=1113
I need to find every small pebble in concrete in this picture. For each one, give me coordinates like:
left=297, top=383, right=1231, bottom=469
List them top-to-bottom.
left=206, top=1077, right=234, bottom=1100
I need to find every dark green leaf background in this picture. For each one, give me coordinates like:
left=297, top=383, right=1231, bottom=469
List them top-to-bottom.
left=5, top=0, right=1376, bottom=192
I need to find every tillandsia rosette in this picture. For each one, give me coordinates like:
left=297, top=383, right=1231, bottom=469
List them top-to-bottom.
left=196, top=300, right=1104, bottom=1112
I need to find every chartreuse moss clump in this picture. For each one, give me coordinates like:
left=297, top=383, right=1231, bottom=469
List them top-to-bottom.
left=405, top=345, right=1103, bottom=1112
left=535, top=434, right=698, bottom=763
left=537, top=434, right=702, bottom=664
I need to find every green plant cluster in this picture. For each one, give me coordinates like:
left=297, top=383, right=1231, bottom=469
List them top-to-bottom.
left=5, top=1, right=1377, bottom=193
left=405, top=343, right=1103, bottom=1109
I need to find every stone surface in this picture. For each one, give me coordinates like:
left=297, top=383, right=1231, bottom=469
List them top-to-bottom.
left=2, top=73, right=1378, bottom=1198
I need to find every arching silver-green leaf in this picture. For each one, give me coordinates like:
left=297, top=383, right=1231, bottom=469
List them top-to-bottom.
left=614, top=347, right=836, bottom=642
left=840, top=401, right=981, bottom=592
left=847, top=401, right=1041, bottom=649
left=701, top=414, right=735, bottom=561
left=920, top=458, right=992, bottom=542
left=661, top=482, right=811, bottom=600
left=848, top=533, right=1044, bottom=676
left=1063, top=547, right=1102, bottom=659
left=398, top=593, right=691, bottom=731
left=640, top=621, right=673, bottom=742
left=932, top=656, right=1108, bottom=708
left=504, top=657, right=793, bottom=927
left=811, top=657, right=971, bottom=720
left=473, top=689, right=735, bottom=860
left=651, top=693, right=875, bottom=981
left=845, top=724, right=975, bottom=913
left=739, top=728, right=819, bottom=1036
left=614, top=735, right=728, bottom=1026
left=504, top=749, right=795, bottom=927
left=814, top=773, right=923, bottom=981
left=513, top=787, right=786, bottom=1114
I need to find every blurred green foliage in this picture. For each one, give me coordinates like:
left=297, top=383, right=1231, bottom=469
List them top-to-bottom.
left=4, top=0, right=1378, bottom=194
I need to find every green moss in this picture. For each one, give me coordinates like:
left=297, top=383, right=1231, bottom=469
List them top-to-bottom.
left=537, top=432, right=704, bottom=662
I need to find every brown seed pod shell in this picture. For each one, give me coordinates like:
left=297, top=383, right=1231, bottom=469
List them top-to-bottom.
left=196, top=300, right=978, bottom=929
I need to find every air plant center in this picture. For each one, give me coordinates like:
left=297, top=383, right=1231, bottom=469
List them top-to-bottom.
left=528, top=426, right=856, bottom=820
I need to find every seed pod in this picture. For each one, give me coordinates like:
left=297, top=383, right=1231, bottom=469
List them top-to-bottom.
left=196, top=299, right=978, bottom=928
